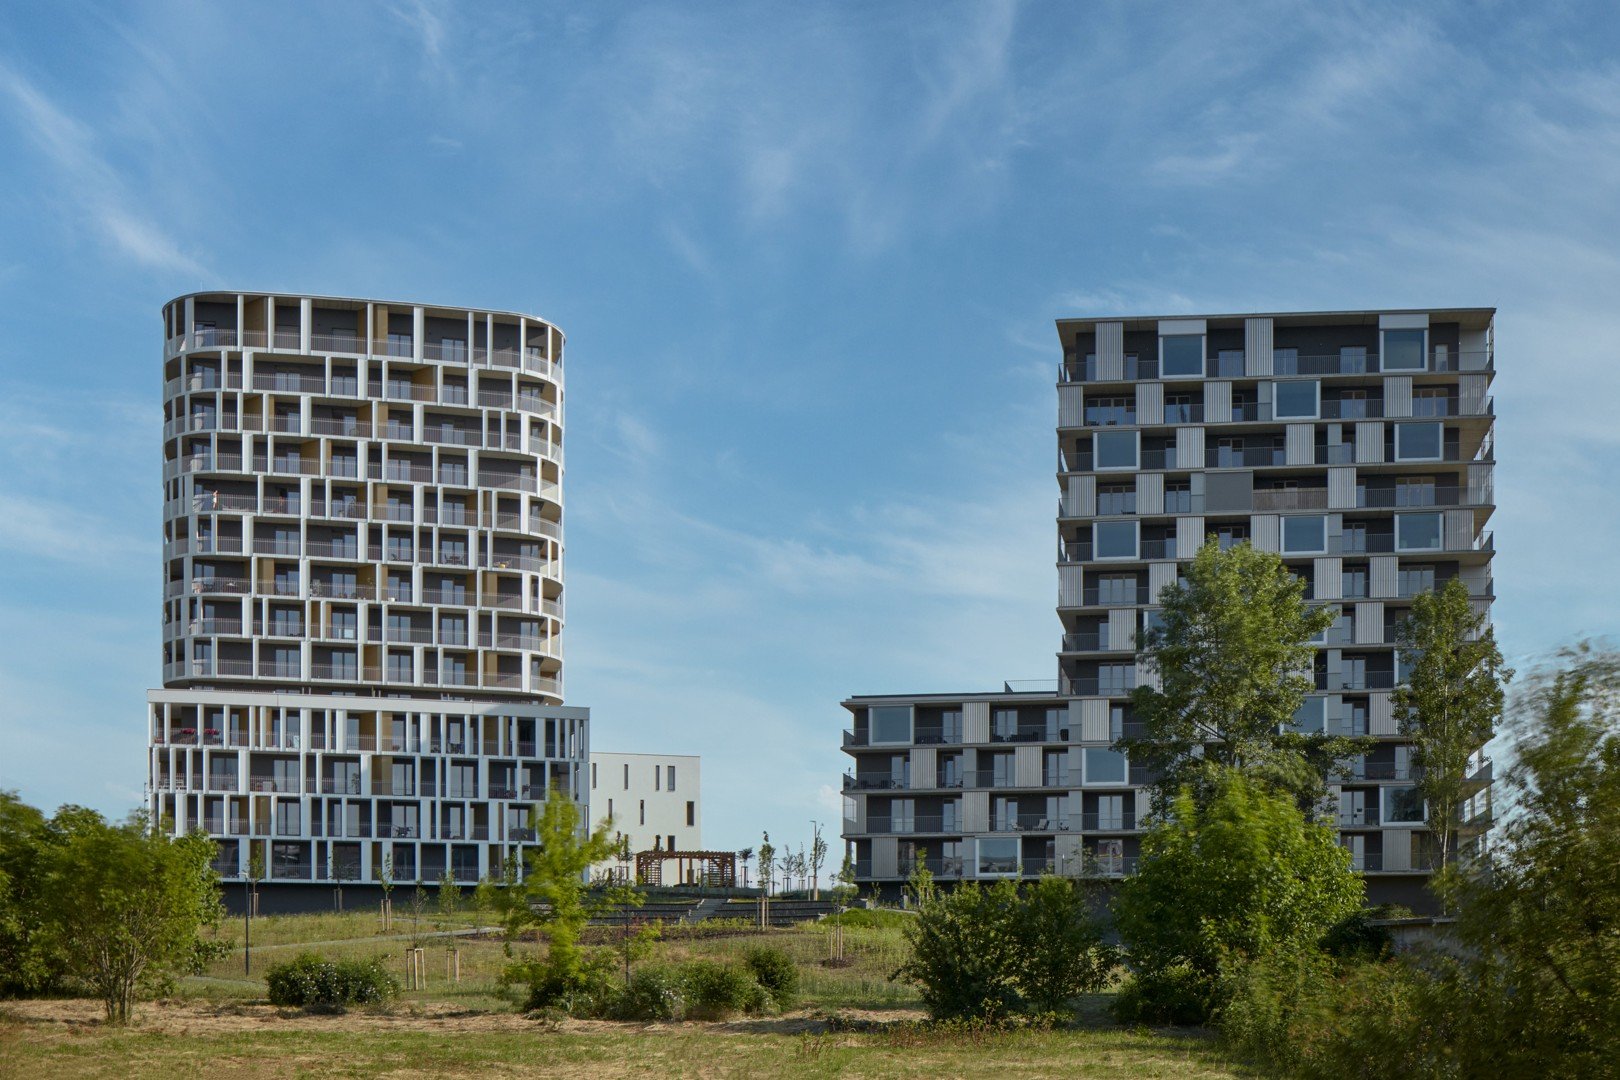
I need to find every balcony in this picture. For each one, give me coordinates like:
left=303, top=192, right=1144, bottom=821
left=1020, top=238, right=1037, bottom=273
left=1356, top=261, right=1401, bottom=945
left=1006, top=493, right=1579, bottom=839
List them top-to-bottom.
left=1059, top=354, right=1159, bottom=383
left=1206, top=447, right=1287, bottom=468
left=1253, top=488, right=1328, bottom=512
left=843, top=773, right=908, bottom=791
left=1081, top=812, right=1138, bottom=831
left=991, top=814, right=1071, bottom=832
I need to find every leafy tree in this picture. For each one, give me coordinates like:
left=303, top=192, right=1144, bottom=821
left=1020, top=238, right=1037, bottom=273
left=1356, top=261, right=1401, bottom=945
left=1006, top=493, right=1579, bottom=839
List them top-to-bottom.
left=1121, top=539, right=1351, bottom=811
left=1393, top=577, right=1512, bottom=881
left=1430, top=647, right=1620, bottom=1075
left=1112, top=770, right=1362, bottom=1021
left=491, top=787, right=622, bottom=1006
left=0, top=792, right=61, bottom=997
left=37, top=809, right=226, bottom=1023
left=809, top=824, right=828, bottom=899
left=757, top=832, right=775, bottom=897
left=902, top=846, right=936, bottom=908
left=736, top=847, right=754, bottom=888
left=831, top=851, right=858, bottom=906
left=436, top=868, right=462, bottom=917
left=895, top=875, right=1113, bottom=1020
left=1012, top=876, right=1117, bottom=1014
left=894, top=879, right=1024, bottom=1019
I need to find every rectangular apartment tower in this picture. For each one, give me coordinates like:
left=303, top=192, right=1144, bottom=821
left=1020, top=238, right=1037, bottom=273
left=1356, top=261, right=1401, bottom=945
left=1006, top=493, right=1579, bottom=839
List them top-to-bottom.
left=147, top=292, right=588, bottom=909
left=841, top=309, right=1497, bottom=911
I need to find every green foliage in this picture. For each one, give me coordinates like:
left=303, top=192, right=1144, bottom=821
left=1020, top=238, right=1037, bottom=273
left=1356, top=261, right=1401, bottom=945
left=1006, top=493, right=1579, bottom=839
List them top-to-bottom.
left=1122, top=539, right=1354, bottom=810
left=1393, top=577, right=1512, bottom=881
left=1424, top=646, right=1620, bottom=1075
left=1112, top=771, right=1361, bottom=1023
left=493, top=787, right=625, bottom=1006
left=0, top=791, right=62, bottom=997
left=36, top=808, right=226, bottom=1023
left=757, top=832, right=776, bottom=897
left=901, top=846, right=937, bottom=908
left=435, top=869, right=461, bottom=917
left=894, top=876, right=1113, bottom=1021
left=1011, top=876, right=1117, bottom=1014
left=894, top=879, right=1023, bottom=1020
left=828, top=906, right=910, bottom=930
left=1319, top=906, right=1405, bottom=962
left=742, top=945, right=800, bottom=1009
left=264, top=952, right=398, bottom=1009
left=681, top=960, right=766, bottom=1018
left=1111, top=961, right=1219, bottom=1027
left=616, top=964, right=686, bottom=1020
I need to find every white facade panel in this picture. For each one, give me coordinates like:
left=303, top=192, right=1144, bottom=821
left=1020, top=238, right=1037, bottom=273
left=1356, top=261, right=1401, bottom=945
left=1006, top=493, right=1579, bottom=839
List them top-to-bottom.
left=1244, top=318, right=1273, bottom=376
left=1095, top=322, right=1125, bottom=381
left=1205, top=380, right=1233, bottom=423
left=1355, top=422, right=1385, bottom=464
left=1285, top=424, right=1315, bottom=465
left=1175, top=426, right=1204, bottom=469
left=1328, top=467, right=1357, bottom=509
left=1370, top=556, right=1399, bottom=599
left=1314, top=557, right=1343, bottom=600
left=963, top=702, right=991, bottom=745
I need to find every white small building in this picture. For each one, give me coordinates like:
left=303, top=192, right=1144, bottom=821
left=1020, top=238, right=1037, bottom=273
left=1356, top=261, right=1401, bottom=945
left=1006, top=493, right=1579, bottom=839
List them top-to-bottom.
left=588, top=751, right=701, bottom=881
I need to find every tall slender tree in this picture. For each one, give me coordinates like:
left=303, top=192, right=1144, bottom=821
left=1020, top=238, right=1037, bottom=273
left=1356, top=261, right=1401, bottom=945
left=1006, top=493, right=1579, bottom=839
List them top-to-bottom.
left=1120, top=539, right=1351, bottom=812
left=1393, top=577, right=1511, bottom=878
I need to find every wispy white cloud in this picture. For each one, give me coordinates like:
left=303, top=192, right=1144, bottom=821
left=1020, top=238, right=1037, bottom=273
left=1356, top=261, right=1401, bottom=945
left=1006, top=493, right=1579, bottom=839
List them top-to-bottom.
left=0, top=60, right=206, bottom=276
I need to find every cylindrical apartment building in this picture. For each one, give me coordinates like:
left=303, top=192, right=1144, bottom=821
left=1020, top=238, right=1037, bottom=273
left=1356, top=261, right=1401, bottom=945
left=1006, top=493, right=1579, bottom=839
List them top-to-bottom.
left=147, top=292, right=589, bottom=907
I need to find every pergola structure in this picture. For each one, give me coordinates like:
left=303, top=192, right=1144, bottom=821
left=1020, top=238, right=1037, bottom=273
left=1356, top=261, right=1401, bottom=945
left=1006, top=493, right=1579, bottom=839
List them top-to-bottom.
left=634, top=849, right=737, bottom=888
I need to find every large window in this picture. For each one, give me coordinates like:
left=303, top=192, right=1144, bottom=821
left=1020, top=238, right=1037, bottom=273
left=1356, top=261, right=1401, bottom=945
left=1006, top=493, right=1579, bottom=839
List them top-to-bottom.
left=1382, top=328, right=1427, bottom=371
left=1161, top=335, right=1203, bottom=378
left=1275, top=380, right=1320, bottom=419
left=1395, top=422, right=1443, bottom=461
left=1094, top=430, right=1139, bottom=471
left=1396, top=512, right=1443, bottom=552
left=1282, top=515, right=1328, bottom=554
left=1094, top=520, right=1139, bottom=560
left=1289, top=697, right=1326, bottom=734
left=870, top=706, right=912, bottom=745
left=1084, top=748, right=1127, bottom=784
left=1384, top=786, right=1427, bottom=824
left=977, top=837, right=1019, bottom=876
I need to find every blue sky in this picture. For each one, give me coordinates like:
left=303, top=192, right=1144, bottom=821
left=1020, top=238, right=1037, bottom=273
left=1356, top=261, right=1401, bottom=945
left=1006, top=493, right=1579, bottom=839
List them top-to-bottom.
left=2, top=1, right=1619, bottom=858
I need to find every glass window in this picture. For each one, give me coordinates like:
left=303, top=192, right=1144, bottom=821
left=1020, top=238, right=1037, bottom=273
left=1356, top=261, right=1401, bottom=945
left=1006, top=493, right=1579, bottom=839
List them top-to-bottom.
left=1382, top=329, right=1427, bottom=371
left=1161, top=335, right=1203, bottom=377
left=1275, top=380, right=1320, bottom=419
left=1395, top=422, right=1443, bottom=460
left=1094, top=430, right=1138, bottom=470
left=1164, top=482, right=1192, bottom=513
left=1097, top=485, right=1136, bottom=516
left=1396, top=512, right=1443, bottom=551
left=1282, top=515, right=1328, bottom=554
left=1095, top=520, right=1138, bottom=560
left=1097, top=574, right=1136, bottom=605
left=1289, top=697, right=1326, bottom=734
left=870, top=706, right=912, bottom=744
left=1084, top=748, right=1127, bottom=784
left=1384, top=786, right=1426, bottom=824
left=977, top=837, right=1019, bottom=876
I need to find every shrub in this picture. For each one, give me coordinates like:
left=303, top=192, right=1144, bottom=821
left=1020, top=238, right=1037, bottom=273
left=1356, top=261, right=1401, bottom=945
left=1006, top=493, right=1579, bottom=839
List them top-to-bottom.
left=1011, top=876, right=1116, bottom=1013
left=893, top=880, right=1024, bottom=1020
left=742, top=946, right=799, bottom=1009
left=265, top=953, right=397, bottom=1008
left=681, top=961, right=759, bottom=1019
left=1110, top=961, right=1218, bottom=1027
left=616, top=965, right=685, bottom=1021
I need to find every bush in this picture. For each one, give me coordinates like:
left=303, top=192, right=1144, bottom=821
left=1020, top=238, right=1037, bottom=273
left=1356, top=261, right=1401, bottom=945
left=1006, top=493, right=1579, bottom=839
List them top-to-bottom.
left=893, top=880, right=1024, bottom=1020
left=1319, top=905, right=1409, bottom=962
left=742, top=946, right=799, bottom=1009
left=265, top=953, right=397, bottom=1008
left=681, top=961, right=760, bottom=1019
left=1110, top=961, right=1218, bottom=1027
left=616, top=965, right=685, bottom=1021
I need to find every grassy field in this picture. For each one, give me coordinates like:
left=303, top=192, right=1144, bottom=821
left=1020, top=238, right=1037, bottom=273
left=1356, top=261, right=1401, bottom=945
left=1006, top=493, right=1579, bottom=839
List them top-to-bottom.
left=0, top=909, right=1247, bottom=1079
